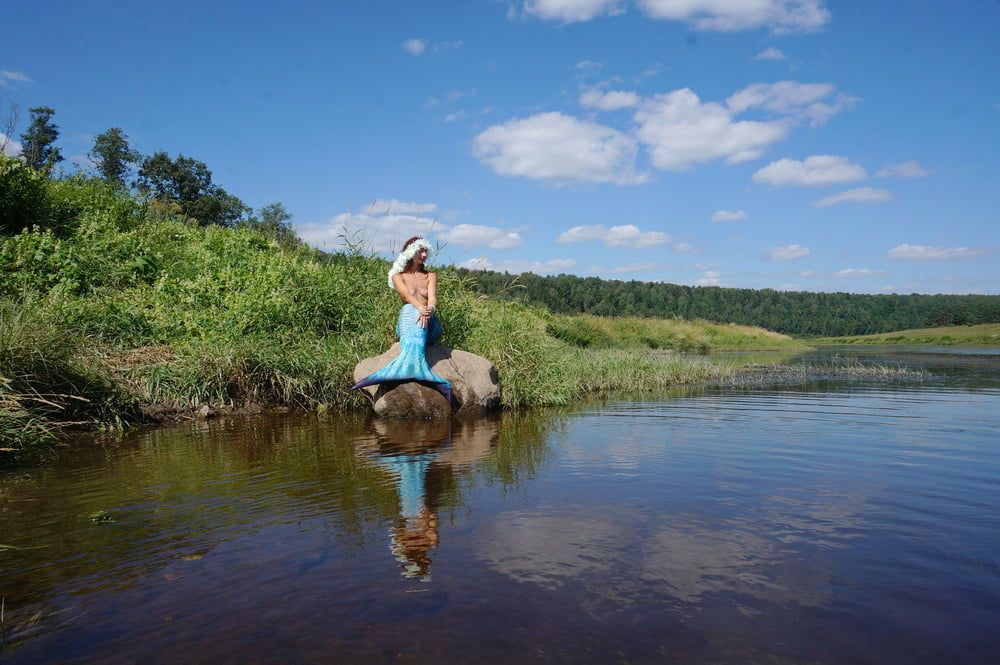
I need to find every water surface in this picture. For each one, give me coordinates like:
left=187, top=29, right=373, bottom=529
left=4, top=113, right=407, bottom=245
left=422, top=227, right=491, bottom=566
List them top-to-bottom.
left=2, top=347, right=999, bottom=664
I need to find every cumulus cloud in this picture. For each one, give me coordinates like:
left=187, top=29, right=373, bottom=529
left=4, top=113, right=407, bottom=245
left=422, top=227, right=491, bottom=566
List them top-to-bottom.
left=523, top=0, right=625, bottom=22
left=638, top=0, right=830, bottom=32
left=401, top=38, right=427, bottom=56
left=755, top=47, right=787, bottom=60
left=727, top=81, right=857, bottom=126
left=579, top=88, right=640, bottom=110
left=634, top=88, right=787, bottom=170
left=444, top=110, right=465, bottom=122
left=473, top=112, right=646, bottom=185
left=1, top=133, right=22, bottom=156
left=753, top=155, right=867, bottom=187
left=876, top=160, right=928, bottom=178
left=813, top=187, right=892, bottom=208
left=369, top=199, right=437, bottom=215
left=711, top=209, right=748, bottom=222
left=297, top=212, right=442, bottom=252
left=441, top=224, right=522, bottom=249
left=558, top=224, right=670, bottom=248
left=673, top=242, right=695, bottom=253
left=766, top=244, right=810, bottom=261
left=887, top=244, right=990, bottom=260
left=490, top=258, right=577, bottom=274
left=835, top=268, right=885, bottom=278
left=697, top=270, right=721, bottom=286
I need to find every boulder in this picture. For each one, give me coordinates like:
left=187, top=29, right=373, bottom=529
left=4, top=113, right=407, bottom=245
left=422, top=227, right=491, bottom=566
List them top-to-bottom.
left=353, top=344, right=502, bottom=418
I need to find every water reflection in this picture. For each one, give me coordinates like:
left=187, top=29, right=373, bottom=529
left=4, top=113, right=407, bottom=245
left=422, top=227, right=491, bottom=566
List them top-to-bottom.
left=355, top=420, right=499, bottom=580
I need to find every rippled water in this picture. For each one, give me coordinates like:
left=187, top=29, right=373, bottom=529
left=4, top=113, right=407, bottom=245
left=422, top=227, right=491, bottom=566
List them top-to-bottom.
left=2, top=347, right=999, bottom=664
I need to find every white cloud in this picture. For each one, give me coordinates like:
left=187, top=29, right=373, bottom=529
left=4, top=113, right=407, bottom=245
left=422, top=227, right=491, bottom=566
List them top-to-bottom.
left=523, top=0, right=625, bottom=23
left=637, top=0, right=831, bottom=33
left=401, top=38, right=427, bottom=56
left=432, top=40, right=464, bottom=54
left=755, top=47, right=787, bottom=61
left=0, top=70, right=31, bottom=85
left=726, top=81, right=857, bottom=126
left=580, top=88, right=641, bottom=110
left=634, top=88, right=787, bottom=170
left=444, top=110, right=465, bottom=123
left=473, top=112, right=646, bottom=185
left=1, top=133, right=22, bottom=156
left=70, top=154, right=96, bottom=170
left=753, top=155, right=867, bottom=187
left=876, top=160, right=928, bottom=178
left=813, top=187, right=892, bottom=208
left=368, top=199, right=437, bottom=215
left=711, top=209, right=748, bottom=222
left=297, top=212, right=443, bottom=252
left=441, top=224, right=523, bottom=249
left=558, top=224, right=670, bottom=248
left=673, top=242, right=695, bottom=253
left=766, top=244, right=810, bottom=261
left=887, top=244, right=990, bottom=260
left=494, top=258, right=577, bottom=274
left=589, top=262, right=662, bottom=274
left=835, top=268, right=885, bottom=278
left=697, top=270, right=721, bottom=286
left=800, top=270, right=815, bottom=277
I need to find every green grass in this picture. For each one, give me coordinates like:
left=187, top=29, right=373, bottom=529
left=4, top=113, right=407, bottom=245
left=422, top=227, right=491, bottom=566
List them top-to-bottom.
left=0, top=159, right=797, bottom=458
left=815, top=324, right=1000, bottom=346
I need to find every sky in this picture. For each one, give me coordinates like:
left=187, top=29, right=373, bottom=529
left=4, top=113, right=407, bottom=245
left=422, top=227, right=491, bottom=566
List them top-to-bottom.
left=3, top=0, right=999, bottom=294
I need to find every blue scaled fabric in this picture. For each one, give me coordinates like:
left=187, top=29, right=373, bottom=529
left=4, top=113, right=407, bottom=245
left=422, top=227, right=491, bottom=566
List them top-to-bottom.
left=351, top=304, right=453, bottom=402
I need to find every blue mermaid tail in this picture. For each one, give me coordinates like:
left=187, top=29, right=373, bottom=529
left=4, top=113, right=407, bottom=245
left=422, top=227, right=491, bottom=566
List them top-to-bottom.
left=351, top=304, right=453, bottom=402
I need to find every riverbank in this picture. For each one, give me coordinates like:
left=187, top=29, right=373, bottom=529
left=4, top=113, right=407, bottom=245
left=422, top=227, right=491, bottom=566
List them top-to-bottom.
left=1, top=165, right=807, bottom=461
left=814, top=323, right=1000, bottom=346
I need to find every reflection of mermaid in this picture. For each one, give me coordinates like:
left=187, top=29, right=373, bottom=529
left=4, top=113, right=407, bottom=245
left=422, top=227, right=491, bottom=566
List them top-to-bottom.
left=350, top=236, right=452, bottom=403
left=370, top=421, right=451, bottom=581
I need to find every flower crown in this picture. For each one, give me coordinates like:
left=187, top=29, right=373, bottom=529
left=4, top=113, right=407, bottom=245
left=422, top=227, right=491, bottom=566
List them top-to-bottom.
left=387, top=238, right=433, bottom=288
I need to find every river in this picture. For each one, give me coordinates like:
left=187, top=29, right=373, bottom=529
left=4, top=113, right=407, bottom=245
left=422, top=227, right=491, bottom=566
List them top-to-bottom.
left=2, top=346, right=998, bottom=664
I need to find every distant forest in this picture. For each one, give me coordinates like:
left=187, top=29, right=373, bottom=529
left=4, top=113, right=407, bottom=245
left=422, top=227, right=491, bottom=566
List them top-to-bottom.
left=461, top=270, right=1000, bottom=337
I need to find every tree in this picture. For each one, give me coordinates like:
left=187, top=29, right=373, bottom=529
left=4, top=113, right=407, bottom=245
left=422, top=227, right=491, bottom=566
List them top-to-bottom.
left=0, top=94, right=18, bottom=157
left=19, top=106, right=63, bottom=174
left=89, top=127, right=140, bottom=186
left=136, top=151, right=250, bottom=226
left=242, top=202, right=298, bottom=245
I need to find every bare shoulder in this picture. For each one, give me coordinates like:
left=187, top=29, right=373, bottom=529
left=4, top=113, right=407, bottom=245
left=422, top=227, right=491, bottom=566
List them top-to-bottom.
left=427, top=271, right=438, bottom=281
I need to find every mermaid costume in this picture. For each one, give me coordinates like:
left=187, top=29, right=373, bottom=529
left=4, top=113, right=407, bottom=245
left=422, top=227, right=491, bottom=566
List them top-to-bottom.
left=351, top=304, right=453, bottom=402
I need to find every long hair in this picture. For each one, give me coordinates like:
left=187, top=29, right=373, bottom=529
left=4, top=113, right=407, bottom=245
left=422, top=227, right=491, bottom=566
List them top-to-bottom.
left=401, top=236, right=428, bottom=274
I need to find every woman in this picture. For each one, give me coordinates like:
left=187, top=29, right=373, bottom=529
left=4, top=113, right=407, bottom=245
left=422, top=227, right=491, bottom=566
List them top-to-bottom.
left=350, top=236, right=453, bottom=402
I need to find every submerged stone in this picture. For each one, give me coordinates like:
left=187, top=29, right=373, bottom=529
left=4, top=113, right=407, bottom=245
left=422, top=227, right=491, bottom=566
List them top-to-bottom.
left=353, top=344, right=502, bottom=418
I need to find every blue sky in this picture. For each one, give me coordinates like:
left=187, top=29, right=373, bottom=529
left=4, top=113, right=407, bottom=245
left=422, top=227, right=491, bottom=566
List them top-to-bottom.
left=4, top=0, right=998, bottom=294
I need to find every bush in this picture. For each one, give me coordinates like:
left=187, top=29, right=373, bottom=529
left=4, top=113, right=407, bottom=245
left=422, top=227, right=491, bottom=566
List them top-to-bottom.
left=0, top=155, right=49, bottom=235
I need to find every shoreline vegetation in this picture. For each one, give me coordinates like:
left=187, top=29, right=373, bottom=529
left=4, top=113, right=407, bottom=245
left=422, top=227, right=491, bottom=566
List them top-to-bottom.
left=0, top=157, right=979, bottom=461
left=814, top=324, right=1000, bottom=346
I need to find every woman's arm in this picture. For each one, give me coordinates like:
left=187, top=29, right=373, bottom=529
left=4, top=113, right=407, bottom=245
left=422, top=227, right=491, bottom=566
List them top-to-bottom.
left=427, top=273, right=438, bottom=314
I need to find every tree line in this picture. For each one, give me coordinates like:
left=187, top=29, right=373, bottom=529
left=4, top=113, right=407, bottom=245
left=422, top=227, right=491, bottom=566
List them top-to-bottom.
left=4, top=102, right=296, bottom=244
left=460, top=270, right=1000, bottom=337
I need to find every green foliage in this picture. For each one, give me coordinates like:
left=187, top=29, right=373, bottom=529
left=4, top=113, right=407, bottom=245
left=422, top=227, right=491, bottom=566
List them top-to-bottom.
left=19, top=106, right=63, bottom=174
left=89, top=127, right=140, bottom=186
left=136, top=151, right=251, bottom=226
left=0, top=154, right=49, bottom=235
left=240, top=202, right=299, bottom=247
left=463, top=269, right=1000, bottom=338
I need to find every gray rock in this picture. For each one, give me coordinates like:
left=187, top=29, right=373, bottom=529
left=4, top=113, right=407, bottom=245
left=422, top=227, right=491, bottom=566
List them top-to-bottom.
left=353, top=344, right=502, bottom=418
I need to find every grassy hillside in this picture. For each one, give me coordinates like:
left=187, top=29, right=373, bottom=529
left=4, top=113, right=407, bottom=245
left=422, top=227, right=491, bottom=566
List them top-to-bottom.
left=0, top=158, right=800, bottom=458
left=817, top=324, right=1000, bottom=346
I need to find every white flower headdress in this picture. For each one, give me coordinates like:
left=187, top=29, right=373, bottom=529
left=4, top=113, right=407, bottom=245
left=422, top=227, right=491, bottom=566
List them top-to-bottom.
left=387, top=238, right=433, bottom=288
